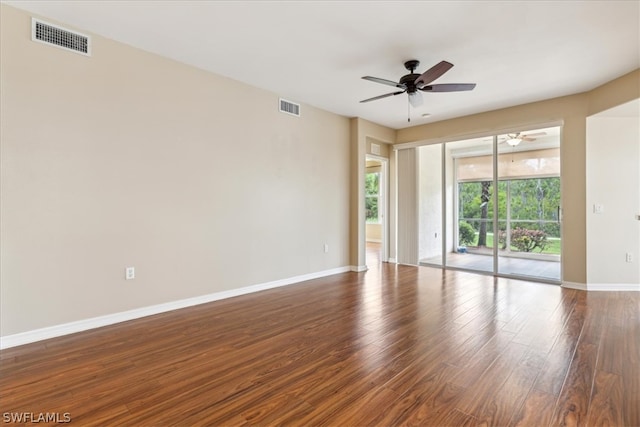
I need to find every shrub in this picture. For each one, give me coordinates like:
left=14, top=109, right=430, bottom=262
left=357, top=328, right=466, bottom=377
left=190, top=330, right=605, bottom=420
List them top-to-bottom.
left=458, top=221, right=476, bottom=246
left=511, top=228, right=548, bottom=252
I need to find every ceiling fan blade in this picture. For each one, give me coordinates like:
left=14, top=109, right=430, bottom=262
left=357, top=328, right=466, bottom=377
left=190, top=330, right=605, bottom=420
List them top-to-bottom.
left=414, top=60, right=453, bottom=87
left=362, top=76, right=406, bottom=89
left=420, top=83, right=476, bottom=92
left=360, top=90, right=406, bottom=103
left=521, top=132, right=547, bottom=138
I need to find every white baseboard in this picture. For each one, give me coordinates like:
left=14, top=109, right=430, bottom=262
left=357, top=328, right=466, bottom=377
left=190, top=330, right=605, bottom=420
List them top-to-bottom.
left=388, top=258, right=397, bottom=263
left=351, top=265, right=368, bottom=272
left=0, top=266, right=352, bottom=350
left=562, top=281, right=639, bottom=291
left=562, top=281, right=587, bottom=291
left=586, top=283, right=639, bottom=291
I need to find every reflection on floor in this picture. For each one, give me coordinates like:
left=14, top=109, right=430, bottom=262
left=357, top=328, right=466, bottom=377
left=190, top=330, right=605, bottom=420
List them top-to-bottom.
left=366, top=241, right=382, bottom=267
left=368, top=241, right=560, bottom=282
left=421, top=252, right=561, bottom=282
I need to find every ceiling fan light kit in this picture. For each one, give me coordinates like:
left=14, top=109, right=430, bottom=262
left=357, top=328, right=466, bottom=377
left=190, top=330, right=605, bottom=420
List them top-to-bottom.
left=360, top=59, right=476, bottom=121
left=408, top=91, right=423, bottom=107
left=501, top=132, right=548, bottom=146
left=507, top=138, right=522, bottom=146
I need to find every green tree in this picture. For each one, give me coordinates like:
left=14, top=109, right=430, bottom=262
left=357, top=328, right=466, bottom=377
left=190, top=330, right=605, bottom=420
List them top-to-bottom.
left=365, top=172, right=379, bottom=223
left=458, top=177, right=561, bottom=246
left=508, top=178, right=560, bottom=237
left=477, top=181, right=492, bottom=247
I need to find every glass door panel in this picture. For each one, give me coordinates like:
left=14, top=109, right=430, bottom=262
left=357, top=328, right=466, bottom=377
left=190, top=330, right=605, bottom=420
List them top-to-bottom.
left=496, top=129, right=562, bottom=281
left=446, top=138, right=495, bottom=273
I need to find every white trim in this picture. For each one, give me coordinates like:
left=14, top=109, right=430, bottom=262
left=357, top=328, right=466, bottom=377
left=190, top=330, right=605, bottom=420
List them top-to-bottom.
left=365, top=153, right=388, bottom=161
left=365, top=154, right=389, bottom=263
left=351, top=265, right=368, bottom=272
left=0, top=266, right=352, bottom=349
left=561, top=281, right=587, bottom=291
left=562, top=281, right=640, bottom=291
left=586, top=283, right=640, bottom=291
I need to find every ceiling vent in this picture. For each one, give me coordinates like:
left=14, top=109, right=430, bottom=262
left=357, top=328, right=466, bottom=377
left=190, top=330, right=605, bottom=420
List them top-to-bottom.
left=32, top=18, right=91, bottom=56
left=279, top=98, right=300, bottom=117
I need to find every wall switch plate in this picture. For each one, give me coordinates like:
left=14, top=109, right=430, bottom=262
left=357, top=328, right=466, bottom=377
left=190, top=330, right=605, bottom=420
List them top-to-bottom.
left=593, top=204, right=604, bottom=214
left=324, top=244, right=329, bottom=253
left=125, top=267, right=135, bottom=280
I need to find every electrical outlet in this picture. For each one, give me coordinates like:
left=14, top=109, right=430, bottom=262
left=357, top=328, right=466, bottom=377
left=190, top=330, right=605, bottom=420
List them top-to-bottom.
left=593, top=204, right=604, bottom=214
left=324, top=244, right=329, bottom=253
left=626, top=253, right=633, bottom=263
left=125, top=267, right=135, bottom=280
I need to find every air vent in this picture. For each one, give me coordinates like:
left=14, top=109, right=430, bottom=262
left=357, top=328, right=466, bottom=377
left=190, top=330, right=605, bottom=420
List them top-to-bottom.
left=32, top=18, right=91, bottom=56
left=279, top=98, right=300, bottom=117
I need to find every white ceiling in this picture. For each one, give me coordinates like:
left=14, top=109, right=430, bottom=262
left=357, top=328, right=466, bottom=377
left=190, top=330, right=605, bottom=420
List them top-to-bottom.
left=5, top=1, right=639, bottom=129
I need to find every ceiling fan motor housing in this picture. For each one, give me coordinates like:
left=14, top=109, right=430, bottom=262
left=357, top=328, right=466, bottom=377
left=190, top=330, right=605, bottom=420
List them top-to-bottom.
left=401, top=60, right=421, bottom=93
left=399, top=73, right=420, bottom=93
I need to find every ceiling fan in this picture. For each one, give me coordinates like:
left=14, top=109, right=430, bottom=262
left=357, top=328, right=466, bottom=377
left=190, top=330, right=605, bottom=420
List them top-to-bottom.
left=360, top=60, right=476, bottom=117
left=500, top=132, right=547, bottom=146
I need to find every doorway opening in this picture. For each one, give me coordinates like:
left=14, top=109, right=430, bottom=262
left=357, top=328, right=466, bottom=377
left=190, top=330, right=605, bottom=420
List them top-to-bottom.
left=365, top=155, right=388, bottom=267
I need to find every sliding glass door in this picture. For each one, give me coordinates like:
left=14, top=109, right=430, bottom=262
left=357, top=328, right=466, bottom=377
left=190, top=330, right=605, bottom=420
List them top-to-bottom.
left=416, top=126, right=562, bottom=283
left=496, top=136, right=561, bottom=281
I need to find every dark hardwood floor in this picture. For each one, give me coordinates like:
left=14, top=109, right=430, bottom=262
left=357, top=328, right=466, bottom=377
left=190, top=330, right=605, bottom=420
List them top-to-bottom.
left=1, top=252, right=639, bottom=426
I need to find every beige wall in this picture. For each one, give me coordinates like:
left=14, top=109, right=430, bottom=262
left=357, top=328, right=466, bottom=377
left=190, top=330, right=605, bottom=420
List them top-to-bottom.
left=0, top=5, right=351, bottom=336
left=395, top=69, right=640, bottom=285
left=586, top=112, right=640, bottom=286
left=366, top=137, right=391, bottom=158
left=365, top=224, right=382, bottom=242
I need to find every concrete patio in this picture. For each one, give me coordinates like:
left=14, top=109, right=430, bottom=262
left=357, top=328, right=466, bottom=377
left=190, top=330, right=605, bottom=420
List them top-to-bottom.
left=420, top=251, right=561, bottom=282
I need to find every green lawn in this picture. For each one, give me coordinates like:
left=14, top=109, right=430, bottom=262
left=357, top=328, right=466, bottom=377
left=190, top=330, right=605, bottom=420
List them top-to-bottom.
left=472, top=233, right=561, bottom=255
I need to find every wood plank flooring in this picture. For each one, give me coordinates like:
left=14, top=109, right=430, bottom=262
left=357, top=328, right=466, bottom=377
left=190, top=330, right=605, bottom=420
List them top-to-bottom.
left=1, top=254, right=639, bottom=426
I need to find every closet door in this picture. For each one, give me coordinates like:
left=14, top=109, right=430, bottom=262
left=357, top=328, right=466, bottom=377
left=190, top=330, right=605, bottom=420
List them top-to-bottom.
left=418, top=144, right=444, bottom=267
left=397, top=148, right=418, bottom=265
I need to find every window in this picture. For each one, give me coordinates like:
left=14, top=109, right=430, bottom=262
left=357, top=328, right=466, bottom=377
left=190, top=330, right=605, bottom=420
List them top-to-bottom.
left=366, top=172, right=380, bottom=223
